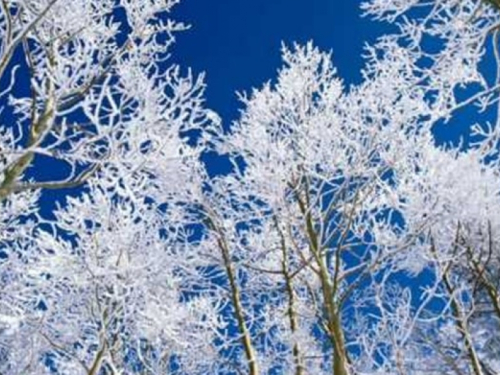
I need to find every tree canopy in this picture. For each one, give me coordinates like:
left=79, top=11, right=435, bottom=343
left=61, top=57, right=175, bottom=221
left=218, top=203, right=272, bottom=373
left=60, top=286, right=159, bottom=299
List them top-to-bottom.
left=1, top=0, right=500, bottom=374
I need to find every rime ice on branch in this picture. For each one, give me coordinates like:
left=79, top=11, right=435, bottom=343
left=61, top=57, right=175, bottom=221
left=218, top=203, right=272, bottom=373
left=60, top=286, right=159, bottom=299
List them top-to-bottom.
left=2, top=0, right=500, bottom=374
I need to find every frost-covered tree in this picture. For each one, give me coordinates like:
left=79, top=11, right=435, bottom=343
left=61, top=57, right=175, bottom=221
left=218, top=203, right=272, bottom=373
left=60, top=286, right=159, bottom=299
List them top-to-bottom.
left=2, top=0, right=500, bottom=374
left=199, top=0, right=500, bottom=374
left=354, top=0, right=500, bottom=374
left=0, top=1, right=221, bottom=373
left=200, top=42, right=433, bottom=374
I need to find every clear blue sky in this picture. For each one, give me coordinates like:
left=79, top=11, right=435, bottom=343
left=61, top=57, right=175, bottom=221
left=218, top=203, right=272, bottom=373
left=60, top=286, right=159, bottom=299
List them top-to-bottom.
left=170, top=0, right=387, bottom=123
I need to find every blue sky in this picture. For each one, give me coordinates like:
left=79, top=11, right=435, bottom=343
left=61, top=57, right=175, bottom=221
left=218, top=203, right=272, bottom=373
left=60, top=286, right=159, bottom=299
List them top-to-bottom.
left=171, top=0, right=388, bottom=123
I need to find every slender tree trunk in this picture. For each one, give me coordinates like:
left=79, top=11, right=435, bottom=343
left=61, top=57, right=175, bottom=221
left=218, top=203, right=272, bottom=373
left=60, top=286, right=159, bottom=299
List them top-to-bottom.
left=295, top=190, right=350, bottom=375
left=206, top=214, right=259, bottom=375
left=276, top=217, right=304, bottom=375
left=220, top=241, right=259, bottom=375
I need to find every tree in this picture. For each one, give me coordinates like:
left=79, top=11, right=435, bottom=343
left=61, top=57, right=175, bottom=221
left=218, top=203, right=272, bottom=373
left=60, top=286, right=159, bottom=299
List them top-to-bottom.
left=1, top=0, right=500, bottom=374
left=358, top=0, right=500, bottom=373
left=0, top=1, right=221, bottom=373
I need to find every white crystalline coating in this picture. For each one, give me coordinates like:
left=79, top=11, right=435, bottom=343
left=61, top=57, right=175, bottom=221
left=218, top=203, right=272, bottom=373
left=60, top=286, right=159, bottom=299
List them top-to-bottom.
left=1, top=0, right=500, bottom=373
left=0, top=314, right=20, bottom=333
